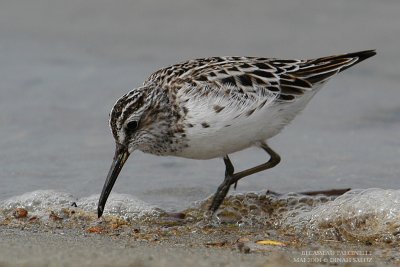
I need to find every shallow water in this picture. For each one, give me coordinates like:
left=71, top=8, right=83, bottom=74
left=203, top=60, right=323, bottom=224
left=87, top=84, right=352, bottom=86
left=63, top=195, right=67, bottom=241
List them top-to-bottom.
left=0, top=0, right=400, bottom=248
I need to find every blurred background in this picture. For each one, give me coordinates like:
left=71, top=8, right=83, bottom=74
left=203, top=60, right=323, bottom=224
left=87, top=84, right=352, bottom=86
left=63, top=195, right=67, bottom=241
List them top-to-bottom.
left=1, top=0, right=399, bottom=210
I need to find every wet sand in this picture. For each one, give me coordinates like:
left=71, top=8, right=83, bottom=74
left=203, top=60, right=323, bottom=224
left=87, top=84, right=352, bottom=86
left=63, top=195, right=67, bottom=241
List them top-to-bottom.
left=0, top=226, right=381, bottom=267
left=0, top=228, right=279, bottom=267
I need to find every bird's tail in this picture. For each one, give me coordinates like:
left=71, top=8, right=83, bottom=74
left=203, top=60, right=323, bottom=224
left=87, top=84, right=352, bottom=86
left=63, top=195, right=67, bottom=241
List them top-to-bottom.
left=293, top=50, right=376, bottom=84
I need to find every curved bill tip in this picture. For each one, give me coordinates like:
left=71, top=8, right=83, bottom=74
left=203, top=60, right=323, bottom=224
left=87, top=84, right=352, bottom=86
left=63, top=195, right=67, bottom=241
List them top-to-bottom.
left=97, top=143, right=130, bottom=218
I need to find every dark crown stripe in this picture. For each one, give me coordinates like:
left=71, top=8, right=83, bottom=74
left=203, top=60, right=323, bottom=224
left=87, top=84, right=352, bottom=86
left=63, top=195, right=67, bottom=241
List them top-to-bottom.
left=119, top=94, right=145, bottom=130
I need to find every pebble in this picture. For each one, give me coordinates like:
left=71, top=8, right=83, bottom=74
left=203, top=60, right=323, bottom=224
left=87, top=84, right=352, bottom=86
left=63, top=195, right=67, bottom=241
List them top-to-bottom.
left=13, top=208, right=28, bottom=219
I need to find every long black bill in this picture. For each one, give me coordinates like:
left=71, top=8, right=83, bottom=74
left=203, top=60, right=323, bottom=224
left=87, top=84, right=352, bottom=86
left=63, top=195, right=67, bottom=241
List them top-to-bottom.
left=97, top=143, right=130, bottom=218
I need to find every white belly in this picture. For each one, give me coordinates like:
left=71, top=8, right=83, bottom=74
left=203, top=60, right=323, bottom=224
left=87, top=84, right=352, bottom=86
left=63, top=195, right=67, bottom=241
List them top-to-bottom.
left=176, top=91, right=318, bottom=159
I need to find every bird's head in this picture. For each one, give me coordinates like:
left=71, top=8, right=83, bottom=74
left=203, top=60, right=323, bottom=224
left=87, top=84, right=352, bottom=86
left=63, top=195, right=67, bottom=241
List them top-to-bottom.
left=97, top=85, right=171, bottom=217
left=110, top=86, right=154, bottom=153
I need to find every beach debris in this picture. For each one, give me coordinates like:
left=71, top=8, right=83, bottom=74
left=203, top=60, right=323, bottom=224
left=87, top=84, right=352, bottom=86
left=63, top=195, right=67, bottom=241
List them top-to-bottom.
left=300, top=188, right=351, bottom=197
left=71, top=202, right=78, bottom=207
left=12, top=208, right=28, bottom=219
left=49, top=211, right=63, bottom=221
left=156, top=212, right=187, bottom=227
left=165, top=212, right=186, bottom=219
left=28, top=216, right=38, bottom=222
left=110, top=217, right=128, bottom=229
left=87, top=226, right=104, bottom=233
left=237, top=237, right=250, bottom=243
left=204, top=240, right=228, bottom=247
left=256, top=240, right=286, bottom=246
left=237, top=242, right=251, bottom=253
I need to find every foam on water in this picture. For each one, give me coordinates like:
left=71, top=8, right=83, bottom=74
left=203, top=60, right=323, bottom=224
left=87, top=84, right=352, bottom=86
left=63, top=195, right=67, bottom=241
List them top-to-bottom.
left=1, top=188, right=400, bottom=244
left=189, top=188, right=400, bottom=244
left=282, top=188, right=400, bottom=243
left=0, top=190, right=158, bottom=219
left=0, top=190, right=76, bottom=212
left=78, top=194, right=159, bottom=219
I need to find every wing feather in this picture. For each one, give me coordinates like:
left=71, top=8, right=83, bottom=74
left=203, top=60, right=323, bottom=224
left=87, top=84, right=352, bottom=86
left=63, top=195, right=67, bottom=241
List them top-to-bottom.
left=144, top=50, right=376, bottom=105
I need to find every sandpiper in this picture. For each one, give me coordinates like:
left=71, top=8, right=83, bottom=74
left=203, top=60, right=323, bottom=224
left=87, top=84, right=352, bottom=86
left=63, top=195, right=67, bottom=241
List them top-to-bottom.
left=97, top=50, right=376, bottom=217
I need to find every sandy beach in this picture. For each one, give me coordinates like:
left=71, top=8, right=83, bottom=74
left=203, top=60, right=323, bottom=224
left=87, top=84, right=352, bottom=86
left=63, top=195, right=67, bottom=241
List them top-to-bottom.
left=0, top=217, right=385, bottom=267
left=0, top=228, right=282, bottom=267
left=0, top=229, right=266, bottom=267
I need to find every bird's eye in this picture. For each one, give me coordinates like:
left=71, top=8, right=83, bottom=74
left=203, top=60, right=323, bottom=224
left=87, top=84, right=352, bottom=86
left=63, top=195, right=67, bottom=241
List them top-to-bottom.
left=126, top=121, right=139, bottom=131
